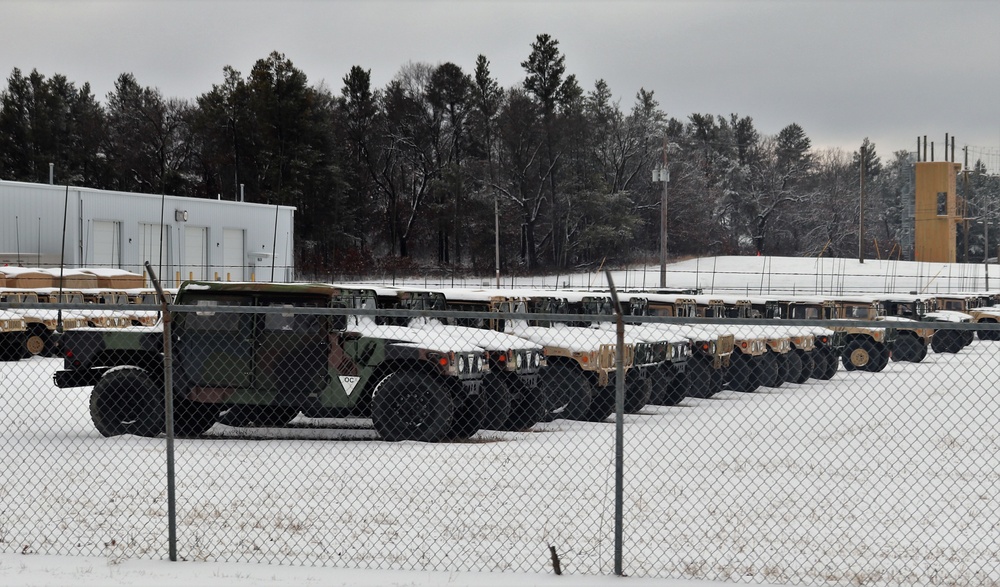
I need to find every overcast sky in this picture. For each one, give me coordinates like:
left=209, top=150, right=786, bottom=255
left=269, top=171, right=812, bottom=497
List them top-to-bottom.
left=4, top=0, right=1000, bottom=167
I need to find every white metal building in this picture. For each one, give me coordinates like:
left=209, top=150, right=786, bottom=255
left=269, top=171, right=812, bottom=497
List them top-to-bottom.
left=0, top=180, right=295, bottom=287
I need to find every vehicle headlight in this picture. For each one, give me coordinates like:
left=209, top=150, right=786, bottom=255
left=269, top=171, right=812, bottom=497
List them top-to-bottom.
left=709, top=341, right=716, bottom=355
left=531, top=351, right=539, bottom=367
left=515, top=352, right=523, bottom=369
left=458, top=355, right=467, bottom=373
left=474, top=355, right=483, bottom=372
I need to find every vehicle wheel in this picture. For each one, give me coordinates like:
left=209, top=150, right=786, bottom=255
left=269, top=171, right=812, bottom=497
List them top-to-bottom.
left=977, top=319, right=998, bottom=341
left=25, top=329, right=48, bottom=356
left=962, top=330, right=974, bottom=347
left=931, top=331, right=948, bottom=353
left=892, top=334, right=921, bottom=362
left=0, top=337, right=20, bottom=361
left=842, top=340, right=870, bottom=370
left=913, top=342, right=928, bottom=362
left=863, top=343, right=890, bottom=372
left=819, top=347, right=839, bottom=379
left=794, top=350, right=813, bottom=383
left=781, top=351, right=803, bottom=384
left=727, top=352, right=759, bottom=392
left=756, top=352, right=782, bottom=388
left=690, top=357, right=720, bottom=398
left=538, top=361, right=592, bottom=422
left=648, top=365, right=680, bottom=405
left=90, top=366, right=164, bottom=437
left=661, top=367, right=688, bottom=405
left=371, top=371, right=455, bottom=442
left=624, top=371, right=652, bottom=413
left=478, top=373, right=513, bottom=431
left=500, top=379, right=545, bottom=431
left=446, top=382, right=486, bottom=440
left=580, top=384, right=615, bottom=422
left=173, top=399, right=220, bottom=436
left=217, top=405, right=300, bottom=427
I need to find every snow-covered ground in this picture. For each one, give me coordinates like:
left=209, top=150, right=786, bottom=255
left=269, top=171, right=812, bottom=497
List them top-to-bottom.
left=381, top=255, right=1000, bottom=296
left=3, top=256, right=1000, bottom=586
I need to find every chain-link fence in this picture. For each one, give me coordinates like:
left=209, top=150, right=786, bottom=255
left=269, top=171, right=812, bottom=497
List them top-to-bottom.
left=1, top=287, right=999, bottom=585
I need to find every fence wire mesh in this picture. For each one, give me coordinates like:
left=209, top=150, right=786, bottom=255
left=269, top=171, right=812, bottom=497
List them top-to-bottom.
left=1, top=294, right=999, bottom=585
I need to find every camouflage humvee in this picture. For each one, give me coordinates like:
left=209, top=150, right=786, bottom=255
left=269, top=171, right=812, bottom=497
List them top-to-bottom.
left=54, top=281, right=487, bottom=442
left=824, top=296, right=897, bottom=372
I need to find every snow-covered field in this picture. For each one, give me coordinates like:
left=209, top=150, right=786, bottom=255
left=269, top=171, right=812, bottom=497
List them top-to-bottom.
left=3, top=256, right=1000, bottom=586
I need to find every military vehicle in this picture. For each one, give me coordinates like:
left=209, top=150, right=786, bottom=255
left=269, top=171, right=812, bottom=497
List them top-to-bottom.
left=54, top=281, right=488, bottom=442
left=337, top=285, right=547, bottom=431
left=435, top=288, right=635, bottom=422
left=0, top=289, right=88, bottom=356
left=559, top=291, right=689, bottom=411
left=623, top=293, right=733, bottom=401
left=875, top=294, right=936, bottom=361
left=714, top=295, right=820, bottom=385
left=689, top=296, right=783, bottom=390
left=804, top=296, right=895, bottom=372
left=758, top=297, right=840, bottom=380
left=0, top=308, right=27, bottom=360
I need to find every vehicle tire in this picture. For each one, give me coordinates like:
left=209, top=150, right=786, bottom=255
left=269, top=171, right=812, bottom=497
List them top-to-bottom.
left=977, top=319, right=998, bottom=341
left=25, top=327, right=48, bottom=357
left=932, top=330, right=961, bottom=354
left=962, top=330, right=974, bottom=347
left=891, top=334, right=921, bottom=362
left=0, top=337, right=21, bottom=361
left=842, top=339, right=870, bottom=370
left=913, top=341, right=928, bottom=362
left=863, top=343, right=890, bottom=373
left=818, top=347, right=839, bottom=380
left=794, top=350, right=813, bottom=383
left=781, top=351, right=803, bottom=384
left=727, top=352, right=759, bottom=392
left=756, top=352, right=782, bottom=388
left=684, top=356, right=717, bottom=398
left=538, top=361, right=592, bottom=422
left=649, top=365, right=681, bottom=405
left=90, top=366, right=165, bottom=438
left=661, top=367, right=688, bottom=405
left=371, top=370, right=455, bottom=442
left=624, top=371, right=652, bottom=413
left=478, top=373, right=513, bottom=431
left=501, top=379, right=545, bottom=431
left=445, top=381, right=486, bottom=440
left=580, top=383, right=615, bottom=422
left=173, top=399, right=220, bottom=436
left=217, top=405, right=300, bottom=427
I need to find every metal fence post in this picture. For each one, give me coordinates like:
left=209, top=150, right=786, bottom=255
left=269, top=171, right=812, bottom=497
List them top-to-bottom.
left=146, top=261, right=177, bottom=561
left=604, top=269, right=625, bottom=576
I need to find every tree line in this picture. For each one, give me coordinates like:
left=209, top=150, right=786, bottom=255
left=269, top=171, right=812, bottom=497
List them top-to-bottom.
left=2, top=35, right=994, bottom=277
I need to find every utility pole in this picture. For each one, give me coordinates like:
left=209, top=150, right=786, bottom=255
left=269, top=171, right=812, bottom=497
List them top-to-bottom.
left=655, top=138, right=670, bottom=288
left=859, top=144, right=865, bottom=264
left=964, top=146, right=970, bottom=264
left=494, top=194, right=501, bottom=288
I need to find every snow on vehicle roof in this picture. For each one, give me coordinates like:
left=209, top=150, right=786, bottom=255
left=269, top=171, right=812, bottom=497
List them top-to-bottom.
left=406, top=318, right=542, bottom=350
left=348, top=322, right=484, bottom=353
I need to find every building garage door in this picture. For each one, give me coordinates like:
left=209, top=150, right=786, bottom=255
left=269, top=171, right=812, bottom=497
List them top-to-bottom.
left=91, top=221, right=120, bottom=267
left=138, top=222, right=172, bottom=282
left=184, top=226, right=208, bottom=281
left=222, top=228, right=245, bottom=281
